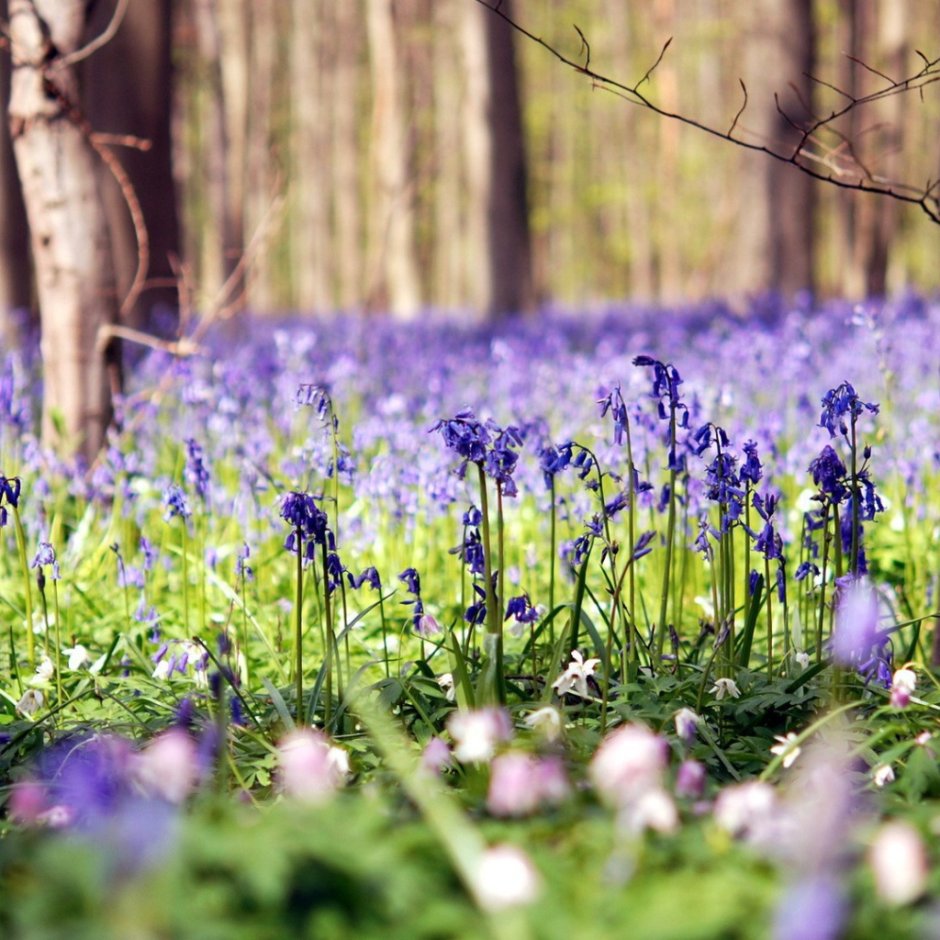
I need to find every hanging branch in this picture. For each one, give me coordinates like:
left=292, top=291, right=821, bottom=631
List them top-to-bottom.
left=473, top=0, right=940, bottom=226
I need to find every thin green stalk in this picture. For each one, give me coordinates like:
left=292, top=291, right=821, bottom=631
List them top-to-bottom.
left=656, top=410, right=678, bottom=667
left=849, top=418, right=860, bottom=575
left=625, top=421, right=637, bottom=677
left=476, top=464, right=504, bottom=705
left=548, top=479, right=556, bottom=641
left=816, top=504, right=832, bottom=665
left=11, top=505, right=34, bottom=667
left=180, top=524, right=191, bottom=632
left=294, top=525, right=304, bottom=721
left=320, top=539, right=337, bottom=724
left=764, top=554, right=774, bottom=675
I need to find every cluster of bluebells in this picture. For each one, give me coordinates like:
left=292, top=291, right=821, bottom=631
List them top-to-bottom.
left=633, top=355, right=689, bottom=472
left=819, top=381, right=879, bottom=439
left=432, top=410, right=525, bottom=496
left=693, top=424, right=746, bottom=532
left=185, top=438, right=211, bottom=503
left=162, top=483, right=191, bottom=523
left=280, top=490, right=345, bottom=591
left=398, top=566, right=438, bottom=635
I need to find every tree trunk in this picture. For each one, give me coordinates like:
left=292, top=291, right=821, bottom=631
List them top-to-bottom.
left=0, top=0, right=32, bottom=346
left=8, top=0, right=119, bottom=460
left=82, top=0, right=179, bottom=330
left=366, top=0, right=422, bottom=318
left=461, top=0, right=532, bottom=317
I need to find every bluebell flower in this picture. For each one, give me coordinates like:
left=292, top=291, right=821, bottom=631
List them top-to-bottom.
left=633, top=356, right=689, bottom=428
left=819, top=381, right=879, bottom=438
left=598, top=385, right=629, bottom=445
left=185, top=438, right=210, bottom=502
left=740, top=440, right=763, bottom=485
left=538, top=442, right=572, bottom=489
left=808, top=446, right=847, bottom=503
left=0, top=473, right=20, bottom=508
left=162, top=484, right=191, bottom=522
left=280, top=491, right=330, bottom=551
left=631, top=530, right=657, bottom=561
left=31, top=540, right=60, bottom=580
left=236, top=542, right=254, bottom=580
left=348, top=566, right=381, bottom=591
left=399, top=567, right=426, bottom=631
left=464, top=583, right=488, bottom=626
left=505, top=593, right=539, bottom=625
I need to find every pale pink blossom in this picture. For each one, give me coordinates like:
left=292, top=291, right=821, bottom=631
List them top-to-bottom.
left=890, top=667, right=917, bottom=709
left=447, top=708, right=512, bottom=764
left=589, top=723, right=668, bottom=806
left=135, top=729, right=199, bottom=803
left=277, top=729, right=348, bottom=803
left=486, top=752, right=569, bottom=817
left=869, top=821, right=928, bottom=906
left=472, top=844, right=541, bottom=911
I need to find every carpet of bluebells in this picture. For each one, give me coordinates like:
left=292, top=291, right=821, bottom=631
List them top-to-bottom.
left=1, top=294, right=940, bottom=938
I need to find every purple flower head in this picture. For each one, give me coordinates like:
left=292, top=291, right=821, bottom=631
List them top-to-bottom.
left=633, top=356, right=689, bottom=428
left=819, top=381, right=879, bottom=439
left=295, top=383, right=337, bottom=430
left=598, top=385, right=629, bottom=446
left=431, top=410, right=490, bottom=467
left=185, top=438, right=210, bottom=502
left=740, top=440, right=763, bottom=485
left=539, top=441, right=572, bottom=489
left=808, top=446, right=847, bottom=503
left=0, top=473, right=20, bottom=509
left=162, top=484, right=191, bottom=522
left=280, top=491, right=329, bottom=550
left=462, top=504, right=483, bottom=527
left=631, top=530, right=657, bottom=561
left=31, top=540, right=60, bottom=580
left=236, top=542, right=253, bottom=580
left=349, top=565, right=381, bottom=591
left=399, top=566, right=427, bottom=631
left=399, top=567, right=421, bottom=596
left=832, top=575, right=887, bottom=671
left=505, top=593, right=539, bottom=625
left=773, top=876, right=846, bottom=940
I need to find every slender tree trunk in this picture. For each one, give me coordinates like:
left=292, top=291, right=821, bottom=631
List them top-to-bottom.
left=0, top=0, right=31, bottom=345
left=8, top=0, right=119, bottom=459
left=82, top=0, right=179, bottom=329
left=290, top=0, right=331, bottom=312
left=332, top=0, right=363, bottom=311
left=366, top=0, right=422, bottom=318
left=461, top=0, right=532, bottom=317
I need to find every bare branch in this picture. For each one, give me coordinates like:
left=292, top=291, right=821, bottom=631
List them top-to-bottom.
left=54, top=0, right=130, bottom=70
left=473, top=0, right=940, bottom=228
left=573, top=24, right=590, bottom=72
left=637, top=37, right=672, bottom=90
left=846, top=53, right=895, bottom=87
left=728, top=79, right=747, bottom=137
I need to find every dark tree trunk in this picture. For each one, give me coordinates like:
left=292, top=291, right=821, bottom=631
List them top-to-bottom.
left=82, top=0, right=180, bottom=329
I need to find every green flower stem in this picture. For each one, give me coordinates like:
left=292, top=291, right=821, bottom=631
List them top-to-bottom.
left=656, top=411, right=679, bottom=668
left=850, top=418, right=860, bottom=575
left=625, top=420, right=638, bottom=677
left=476, top=464, right=503, bottom=705
left=548, top=478, right=556, bottom=642
left=815, top=504, right=832, bottom=665
left=11, top=505, right=34, bottom=667
left=294, top=525, right=304, bottom=722
left=320, top=539, right=338, bottom=724
left=764, top=554, right=774, bottom=675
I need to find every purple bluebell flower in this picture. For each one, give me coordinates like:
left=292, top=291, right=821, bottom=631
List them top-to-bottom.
left=819, top=381, right=879, bottom=439
left=598, top=385, right=629, bottom=446
left=185, top=438, right=210, bottom=502
left=740, top=440, right=763, bottom=485
left=538, top=442, right=572, bottom=489
left=808, top=446, right=847, bottom=503
left=162, top=484, right=191, bottom=522
left=31, top=540, right=60, bottom=580
left=348, top=566, right=381, bottom=591
left=399, top=567, right=427, bottom=631
left=505, top=593, right=539, bottom=625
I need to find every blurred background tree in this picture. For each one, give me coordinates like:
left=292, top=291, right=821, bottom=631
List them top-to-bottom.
left=2, top=0, right=939, bottom=350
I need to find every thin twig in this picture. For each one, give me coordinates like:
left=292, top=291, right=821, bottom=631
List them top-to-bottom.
left=54, top=0, right=130, bottom=69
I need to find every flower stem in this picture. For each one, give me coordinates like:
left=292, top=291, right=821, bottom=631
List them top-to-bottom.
left=11, top=505, right=34, bottom=667
left=294, top=524, right=304, bottom=721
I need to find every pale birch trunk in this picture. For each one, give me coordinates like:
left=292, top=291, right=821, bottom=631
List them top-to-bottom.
left=8, top=0, right=118, bottom=459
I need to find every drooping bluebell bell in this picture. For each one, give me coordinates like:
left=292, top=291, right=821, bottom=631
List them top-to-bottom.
left=633, top=356, right=689, bottom=428
left=819, top=381, right=879, bottom=439
left=598, top=384, right=629, bottom=446
left=185, top=438, right=210, bottom=503
left=740, top=440, right=763, bottom=486
left=538, top=442, right=572, bottom=489
left=808, top=446, right=848, bottom=504
left=0, top=473, right=20, bottom=527
left=162, top=484, right=191, bottom=522
left=280, top=491, right=330, bottom=557
left=31, top=540, right=60, bottom=581
left=236, top=542, right=254, bottom=580
left=348, top=565, right=381, bottom=591
left=399, top=566, right=426, bottom=631
left=464, top=582, right=488, bottom=626
left=505, top=593, right=539, bottom=625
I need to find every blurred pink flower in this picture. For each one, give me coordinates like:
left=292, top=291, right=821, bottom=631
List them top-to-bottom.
left=447, top=708, right=512, bottom=764
left=589, top=723, right=668, bottom=806
left=135, top=729, right=199, bottom=803
left=277, top=729, right=348, bottom=803
left=487, top=752, right=569, bottom=817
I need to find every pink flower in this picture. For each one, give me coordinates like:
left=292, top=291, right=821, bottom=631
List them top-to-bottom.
left=890, top=667, right=916, bottom=709
left=447, top=708, right=512, bottom=764
left=589, top=723, right=668, bottom=806
left=135, top=729, right=199, bottom=803
left=277, top=729, right=348, bottom=803
left=421, top=737, right=452, bottom=774
left=486, top=752, right=569, bottom=817
left=675, top=758, right=707, bottom=799
left=869, top=821, right=928, bottom=906
left=471, top=845, right=541, bottom=911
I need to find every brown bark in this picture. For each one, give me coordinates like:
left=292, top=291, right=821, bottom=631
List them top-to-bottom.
left=0, top=0, right=32, bottom=345
left=8, top=0, right=119, bottom=459
left=82, top=0, right=179, bottom=328
left=366, top=0, right=422, bottom=318
left=461, top=0, right=533, bottom=317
